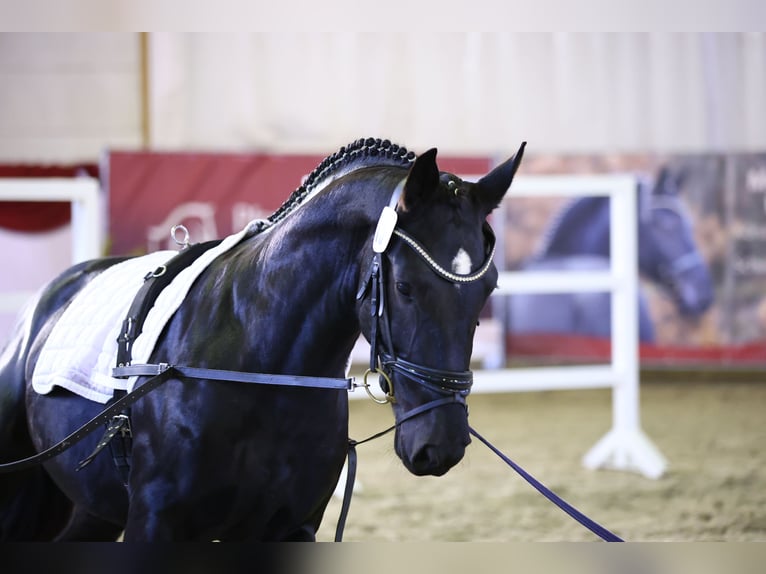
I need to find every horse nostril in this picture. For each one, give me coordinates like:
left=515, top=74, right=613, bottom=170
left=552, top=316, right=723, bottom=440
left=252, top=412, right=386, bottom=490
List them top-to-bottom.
left=408, top=444, right=466, bottom=477
left=405, top=445, right=453, bottom=476
left=411, top=446, right=437, bottom=471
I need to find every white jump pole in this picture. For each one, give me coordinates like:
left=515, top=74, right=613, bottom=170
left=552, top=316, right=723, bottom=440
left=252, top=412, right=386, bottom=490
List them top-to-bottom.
left=472, top=174, right=667, bottom=479
left=581, top=175, right=667, bottom=479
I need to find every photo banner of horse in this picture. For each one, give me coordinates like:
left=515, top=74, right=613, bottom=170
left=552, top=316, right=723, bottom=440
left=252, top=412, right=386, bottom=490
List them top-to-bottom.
left=104, top=150, right=766, bottom=367
left=494, top=151, right=766, bottom=367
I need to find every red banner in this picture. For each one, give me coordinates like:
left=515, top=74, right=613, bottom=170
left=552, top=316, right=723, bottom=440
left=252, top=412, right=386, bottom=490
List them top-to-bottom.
left=106, top=151, right=491, bottom=256
left=0, top=164, right=98, bottom=232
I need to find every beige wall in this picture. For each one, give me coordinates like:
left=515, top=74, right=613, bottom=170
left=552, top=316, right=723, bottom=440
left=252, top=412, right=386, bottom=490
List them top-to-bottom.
left=0, top=33, right=765, bottom=163
left=0, top=33, right=142, bottom=162
left=147, top=33, right=766, bottom=156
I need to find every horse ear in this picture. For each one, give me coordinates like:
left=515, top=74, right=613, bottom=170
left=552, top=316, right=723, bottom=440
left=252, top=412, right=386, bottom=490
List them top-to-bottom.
left=475, top=141, right=526, bottom=213
left=400, top=148, right=440, bottom=211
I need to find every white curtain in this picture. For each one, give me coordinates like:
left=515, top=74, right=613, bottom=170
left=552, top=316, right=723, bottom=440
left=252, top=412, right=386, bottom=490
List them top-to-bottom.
left=148, top=32, right=766, bottom=156
left=1, top=33, right=763, bottom=162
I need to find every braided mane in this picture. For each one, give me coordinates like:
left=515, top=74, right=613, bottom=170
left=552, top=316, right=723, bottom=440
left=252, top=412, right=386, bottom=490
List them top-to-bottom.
left=266, top=137, right=416, bottom=226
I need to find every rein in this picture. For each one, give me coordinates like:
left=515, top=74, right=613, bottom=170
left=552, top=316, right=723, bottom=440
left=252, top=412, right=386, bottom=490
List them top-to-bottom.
left=337, top=423, right=624, bottom=542
left=468, top=426, right=623, bottom=542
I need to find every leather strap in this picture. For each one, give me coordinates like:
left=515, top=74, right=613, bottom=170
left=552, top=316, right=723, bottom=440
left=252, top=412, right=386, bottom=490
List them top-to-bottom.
left=116, top=240, right=222, bottom=369
left=113, top=363, right=353, bottom=390
left=0, top=364, right=352, bottom=475
left=0, top=368, right=175, bottom=474
left=75, top=413, right=130, bottom=473
left=469, top=426, right=624, bottom=542
left=334, top=440, right=358, bottom=542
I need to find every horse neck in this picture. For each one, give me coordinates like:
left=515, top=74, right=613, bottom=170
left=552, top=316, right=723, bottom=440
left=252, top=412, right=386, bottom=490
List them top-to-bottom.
left=228, top=173, right=396, bottom=376
left=538, top=197, right=611, bottom=258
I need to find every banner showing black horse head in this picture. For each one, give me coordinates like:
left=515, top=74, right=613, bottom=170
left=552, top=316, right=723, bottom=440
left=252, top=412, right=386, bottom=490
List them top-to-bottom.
left=497, top=152, right=766, bottom=366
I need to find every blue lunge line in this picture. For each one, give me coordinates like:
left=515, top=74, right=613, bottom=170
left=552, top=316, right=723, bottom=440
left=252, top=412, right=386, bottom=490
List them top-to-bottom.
left=468, top=426, right=624, bottom=542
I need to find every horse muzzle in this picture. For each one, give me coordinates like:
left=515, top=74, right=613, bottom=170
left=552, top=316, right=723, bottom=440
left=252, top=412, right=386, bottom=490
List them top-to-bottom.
left=380, top=355, right=473, bottom=476
left=393, top=403, right=471, bottom=476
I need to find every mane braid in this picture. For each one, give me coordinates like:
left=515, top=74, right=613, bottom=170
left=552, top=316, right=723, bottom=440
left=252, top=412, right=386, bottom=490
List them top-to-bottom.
left=265, top=138, right=416, bottom=227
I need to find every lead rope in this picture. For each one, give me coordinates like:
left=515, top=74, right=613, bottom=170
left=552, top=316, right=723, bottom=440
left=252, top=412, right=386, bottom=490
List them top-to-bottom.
left=333, top=423, right=622, bottom=542
left=468, top=425, right=623, bottom=542
left=334, top=426, right=395, bottom=542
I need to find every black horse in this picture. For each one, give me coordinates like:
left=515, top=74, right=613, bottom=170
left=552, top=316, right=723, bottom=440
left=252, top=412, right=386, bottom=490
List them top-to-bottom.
left=0, top=138, right=525, bottom=541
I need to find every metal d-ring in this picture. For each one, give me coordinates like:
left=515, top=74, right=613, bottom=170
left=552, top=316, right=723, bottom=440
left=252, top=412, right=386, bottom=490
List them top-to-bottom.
left=170, top=224, right=190, bottom=250
left=150, top=265, right=167, bottom=278
left=362, top=368, right=395, bottom=404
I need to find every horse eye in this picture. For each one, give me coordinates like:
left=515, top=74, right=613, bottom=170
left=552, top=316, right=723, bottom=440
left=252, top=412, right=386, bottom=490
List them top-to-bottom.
left=396, top=281, right=413, bottom=297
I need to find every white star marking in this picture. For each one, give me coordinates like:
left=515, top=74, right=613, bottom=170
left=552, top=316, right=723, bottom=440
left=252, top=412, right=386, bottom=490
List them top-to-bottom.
left=452, top=248, right=472, bottom=275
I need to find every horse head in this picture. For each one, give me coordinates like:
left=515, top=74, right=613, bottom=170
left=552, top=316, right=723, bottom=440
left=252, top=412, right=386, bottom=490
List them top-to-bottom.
left=357, top=143, right=525, bottom=476
left=638, top=167, right=714, bottom=317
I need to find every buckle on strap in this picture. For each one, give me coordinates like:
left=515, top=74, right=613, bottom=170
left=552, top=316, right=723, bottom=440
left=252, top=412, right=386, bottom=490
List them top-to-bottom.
left=112, top=362, right=171, bottom=379
left=75, top=413, right=133, bottom=472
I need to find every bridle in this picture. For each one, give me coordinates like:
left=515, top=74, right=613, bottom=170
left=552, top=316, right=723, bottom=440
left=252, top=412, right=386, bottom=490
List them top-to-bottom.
left=355, top=184, right=497, bottom=425
left=345, top=187, right=624, bottom=544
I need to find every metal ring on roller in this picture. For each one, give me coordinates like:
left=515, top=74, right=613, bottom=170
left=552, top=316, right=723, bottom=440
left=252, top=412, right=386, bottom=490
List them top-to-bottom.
left=170, top=225, right=190, bottom=249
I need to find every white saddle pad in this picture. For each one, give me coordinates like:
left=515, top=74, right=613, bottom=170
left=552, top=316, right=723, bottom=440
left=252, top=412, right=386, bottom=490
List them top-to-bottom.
left=32, top=223, right=257, bottom=403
